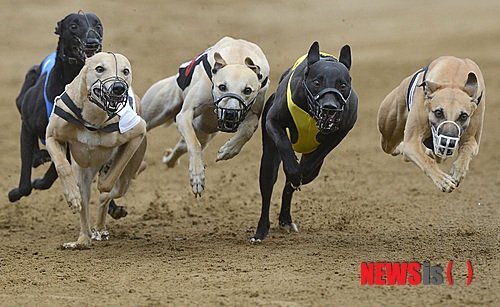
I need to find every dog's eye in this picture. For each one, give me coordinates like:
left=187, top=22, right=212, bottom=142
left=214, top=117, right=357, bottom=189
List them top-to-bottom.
left=70, top=24, right=78, bottom=31
left=95, top=66, right=105, bottom=73
left=123, top=68, right=130, bottom=76
left=218, top=84, right=227, bottom=92
left=243, top=87, right=252, bottom=95
left=433, top=109, right=444, bottom=119
left=459, top=112, right=469, bottom=121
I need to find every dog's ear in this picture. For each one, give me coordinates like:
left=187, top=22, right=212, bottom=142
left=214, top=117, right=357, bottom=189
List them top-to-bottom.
left=55, top=20, right=63, bottom=35
left=307, top=41, right=320, bottom=67
left=339, top=45, right=352, bottom=71
left=212, top=52, right=227, bottom=75
left=245, top=57, right=262, bottom=80
left=463, top=72, right=479, bottom=101
left=420, top=80, right=441, bottom=97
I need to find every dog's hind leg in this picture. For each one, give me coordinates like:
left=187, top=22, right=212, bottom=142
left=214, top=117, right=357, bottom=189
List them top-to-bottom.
left=15, top=65, right=40, bottom=113
left=377, top=87, right=407, bottom=155
left=8, top=123, right=36, bottom=202
left=163, top=129, right=214, bottom=167
left=162, top=136, right=187, bottom=167
left=96, top=137, right=147, bottom=240
left=32, top=162, right=58, bottom=190
left=95, top=182, right=128, bottom=241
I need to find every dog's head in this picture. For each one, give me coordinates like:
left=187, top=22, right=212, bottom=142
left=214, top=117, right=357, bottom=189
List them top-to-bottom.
left=55, top=12, right=103, bottom=64
left=303, top=41, right=352, bottom=133
left=82, top=52, right=131, bottom=117
left=211, top=52, right=263, bottom=132
left=422, top=73, right=481, bottom=158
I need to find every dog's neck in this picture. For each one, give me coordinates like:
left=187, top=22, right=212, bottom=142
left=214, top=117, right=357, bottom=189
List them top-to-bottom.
left=54, top=39, right=85, bottom=83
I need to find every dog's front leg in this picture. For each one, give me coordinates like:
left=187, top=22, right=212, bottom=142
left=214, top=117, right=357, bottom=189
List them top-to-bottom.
left=216, top=90, right=266, bottom=161
left=176, top=107, right=205, bottom=197
left=216, top=113, right=259, bottom=161
left=266, top=119, right=301, bottom=188
left=98, top=123, right=146, bottom=193
left=45, top=137, right=81, bottom=212
left=450, top=138, right=479, bottom=186
left=403, top=139, right=457, bottom=192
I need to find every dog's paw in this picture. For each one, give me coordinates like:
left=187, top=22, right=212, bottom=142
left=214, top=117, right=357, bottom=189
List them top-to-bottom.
left=216, top=143, right=241, bottom=162
left=392, top=143, right=404, bottom=156
left=162, top=148, right=180, bottom=168
left=189, top=161, right=205, bottom=197
left=450, top=166, right=467, bottom=187
left=432, top=173, right=457, bottom=193
left=8, top=186, right=32, bottom=202
left=65, top=194, right=82, bottom=213
left=108, top=202, right=128, bottom=220
left=279, top=222, right=299, bottom=233
left=91, top=228, right=109, bottom=241
left=62, top=235, right=92, bottom=250
left=249, top=237, right=262, bottom=244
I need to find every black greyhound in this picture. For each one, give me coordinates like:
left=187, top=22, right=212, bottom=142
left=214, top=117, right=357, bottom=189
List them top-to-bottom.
left=8, top=12, right=126, bottom=219
left=252, top=42, right=358, bottom=242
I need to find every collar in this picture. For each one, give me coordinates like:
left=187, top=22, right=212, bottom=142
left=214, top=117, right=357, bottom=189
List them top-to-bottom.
left=406, top=67, right=428, bottom=111
left=53, top=92, right=119, bottom=133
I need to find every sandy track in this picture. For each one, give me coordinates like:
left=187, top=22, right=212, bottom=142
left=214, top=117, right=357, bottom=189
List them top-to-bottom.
left=0, top=1, right=498, bottom=306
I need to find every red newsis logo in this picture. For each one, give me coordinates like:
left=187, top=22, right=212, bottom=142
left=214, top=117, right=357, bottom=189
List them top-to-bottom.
left=360, top=261, right=473, bottom=286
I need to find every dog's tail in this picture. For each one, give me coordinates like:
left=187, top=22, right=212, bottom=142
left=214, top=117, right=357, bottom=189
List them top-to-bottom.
left=15, top=65, right=41, bottom=113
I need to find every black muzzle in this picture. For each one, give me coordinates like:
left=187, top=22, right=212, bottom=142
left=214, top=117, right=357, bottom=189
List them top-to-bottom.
left=74, top=28, right=102, bottom=60
left=88, top=76, right=129, bottom=117
left=303, top=80, right=350, bottom=133
left=213, top=92, right=255, bottom=132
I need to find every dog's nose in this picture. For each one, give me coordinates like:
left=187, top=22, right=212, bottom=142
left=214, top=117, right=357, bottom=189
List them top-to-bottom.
left=85, top=37, right=101, bottom=47
left=111, top=82, right=126, bottom=95
left=322, top=101, right=343, bottom=112
left=224, top=110, right=237, bottom=121
left=439, top=122, right=461, bottom=137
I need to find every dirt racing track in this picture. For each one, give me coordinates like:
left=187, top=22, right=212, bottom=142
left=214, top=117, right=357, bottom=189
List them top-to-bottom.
left=0, top=1, right=499, bottom=306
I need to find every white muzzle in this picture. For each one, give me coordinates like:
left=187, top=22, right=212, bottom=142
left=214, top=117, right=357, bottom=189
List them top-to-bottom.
left=431, top=121, right=461, bottom=158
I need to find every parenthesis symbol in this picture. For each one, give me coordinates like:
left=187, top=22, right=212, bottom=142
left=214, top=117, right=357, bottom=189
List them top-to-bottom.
left=446, top=260, right=453, bottom=286
left=466, top=260, right=473, bottom=285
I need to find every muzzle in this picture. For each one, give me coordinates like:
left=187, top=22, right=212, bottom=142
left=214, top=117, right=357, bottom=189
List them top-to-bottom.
left=72, top=11, right=103, bottom=62
left=74, top=29, right=102, bottom=59
left=88, top=76, right=129, bottom=118
left=303, top=80, right=350, bottom=133
left=213, top=92, right=255, bottom=132
left=431, top=121, right=462, bottom=158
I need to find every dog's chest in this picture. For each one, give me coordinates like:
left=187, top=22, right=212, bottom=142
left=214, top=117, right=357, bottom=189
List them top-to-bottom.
left=69, top=131, right=120, bottom=167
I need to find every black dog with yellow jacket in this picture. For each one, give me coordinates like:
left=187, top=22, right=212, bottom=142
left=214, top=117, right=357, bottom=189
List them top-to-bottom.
left=252, top=41, right=358, bottom=242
